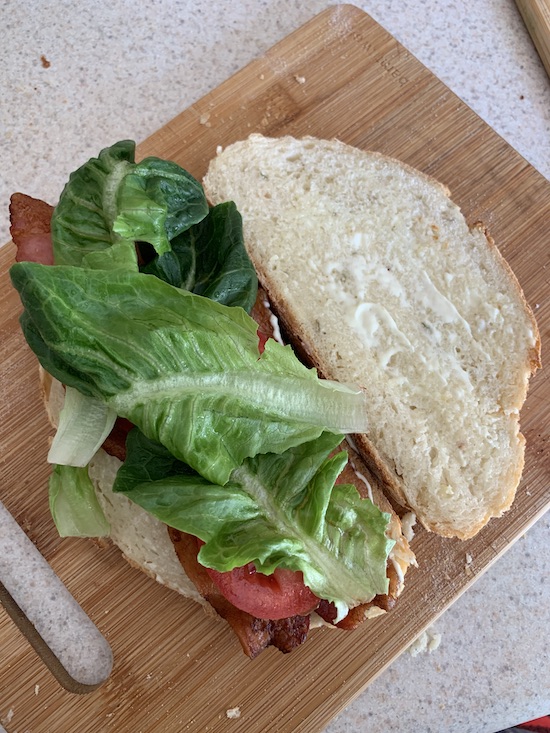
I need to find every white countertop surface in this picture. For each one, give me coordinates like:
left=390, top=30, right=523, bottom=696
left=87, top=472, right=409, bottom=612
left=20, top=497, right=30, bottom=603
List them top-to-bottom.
left=1, top=1, right=549, bottom=732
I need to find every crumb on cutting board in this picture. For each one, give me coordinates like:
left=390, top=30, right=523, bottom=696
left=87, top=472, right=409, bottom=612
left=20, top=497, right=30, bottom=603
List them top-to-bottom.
left=408, top=626, right=442, bottom=656
left=2, top=708, right=15, bottom=724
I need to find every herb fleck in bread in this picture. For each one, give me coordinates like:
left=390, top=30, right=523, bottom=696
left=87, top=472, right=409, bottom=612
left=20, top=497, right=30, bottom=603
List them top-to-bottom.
left=204, top=134, right=541, bottom=539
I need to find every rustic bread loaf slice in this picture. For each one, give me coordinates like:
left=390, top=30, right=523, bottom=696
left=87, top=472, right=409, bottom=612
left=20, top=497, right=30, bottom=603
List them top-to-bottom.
left=204, top=134, right=541, bottom=539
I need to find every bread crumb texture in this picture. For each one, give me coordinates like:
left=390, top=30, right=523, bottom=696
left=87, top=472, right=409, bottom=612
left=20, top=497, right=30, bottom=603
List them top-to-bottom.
left=204, top=135, right=540, bottom=539
left=88, top=450, right=205, bottom=605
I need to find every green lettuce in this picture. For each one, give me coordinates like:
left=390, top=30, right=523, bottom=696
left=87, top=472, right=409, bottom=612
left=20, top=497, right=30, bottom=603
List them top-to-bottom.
left=50, top=140, right=255, bottom=308
left=51, top=140, right=137, bottom=270
left=50, top=141, right=208, bottom=270
left=46, top=142, right=257, bottom=465
left=113, top=156, right=209, bottom=254
left=142, top=201, right=258, bottom=312
left=11, top=262, right=370, bottom=486
left=48, top=386, right=117, bottom=467
left=114, top=429, right=394, bottom=614
left=49, top=464, right=110, bottom=538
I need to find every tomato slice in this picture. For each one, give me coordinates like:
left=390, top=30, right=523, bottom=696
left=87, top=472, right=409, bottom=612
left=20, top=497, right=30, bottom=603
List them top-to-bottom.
left=257, top=328, right=269, bottom=354
left=197, top=541, right=319, bottom=620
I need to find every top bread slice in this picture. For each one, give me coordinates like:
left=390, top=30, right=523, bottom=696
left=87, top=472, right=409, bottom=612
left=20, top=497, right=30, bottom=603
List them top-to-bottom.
left=204, top=134, right=541, bottom=539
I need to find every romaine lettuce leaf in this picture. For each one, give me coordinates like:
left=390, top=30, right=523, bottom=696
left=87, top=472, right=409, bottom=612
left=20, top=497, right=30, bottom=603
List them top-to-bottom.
left=50, top=141, right=208, bottom=270
left=51, top=141, right=138, bottom=270
left=48, top=143, right=216, bottom=463
left=113, top=156, right=209, bottom=254
left=142, top=201, right=258, bottom=312
left=11, top=262, right=370, bottom=486
left=48, top=386, right=117, bottom=467
left=114, top=429, right=394, bottom=612
left=49, top=464, right=110, bottom=538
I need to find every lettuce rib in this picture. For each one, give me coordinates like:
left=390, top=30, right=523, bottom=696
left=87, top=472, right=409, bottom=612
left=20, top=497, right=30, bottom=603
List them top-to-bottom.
left=11, top=263, right=370, bottom=485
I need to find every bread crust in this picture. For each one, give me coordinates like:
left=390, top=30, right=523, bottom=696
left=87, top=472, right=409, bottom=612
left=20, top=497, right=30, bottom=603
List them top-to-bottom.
left=472, top=222, right=541, bottom=374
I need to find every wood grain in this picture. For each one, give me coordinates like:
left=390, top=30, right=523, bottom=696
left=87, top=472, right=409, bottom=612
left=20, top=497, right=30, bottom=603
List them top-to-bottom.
left=516, top=0, right=550, bottom=78
left=1, top=5, right=549, bottom=732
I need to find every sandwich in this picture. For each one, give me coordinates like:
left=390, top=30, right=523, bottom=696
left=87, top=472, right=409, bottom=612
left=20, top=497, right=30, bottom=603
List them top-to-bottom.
left=9, top=134, right=539, bottom=657
left=8, top=140, right=415, bottom=658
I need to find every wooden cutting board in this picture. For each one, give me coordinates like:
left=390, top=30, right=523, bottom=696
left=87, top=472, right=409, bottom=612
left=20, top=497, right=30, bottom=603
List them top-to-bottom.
left=1, top=5, right=549, bottom=732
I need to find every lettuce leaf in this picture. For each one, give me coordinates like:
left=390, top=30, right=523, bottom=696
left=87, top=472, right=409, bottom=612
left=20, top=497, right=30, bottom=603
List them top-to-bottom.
left=50, top=141, right=208, bottom=270
left=50, top=141, right=255, bottom=309
left=51, top=141, right=138, bottom=269
left=48, top=143, right=246, bottom=465
left=113, top=156, right=209, bottom=254
left=142, top=201, right=258, bottom=312
left=11, top=262, right=370, bottom=486
left=48, top=386, right=117, bottom=467
left=114, top=429, right=394, bottom=613
left=49, top=464, right=110, bottom=538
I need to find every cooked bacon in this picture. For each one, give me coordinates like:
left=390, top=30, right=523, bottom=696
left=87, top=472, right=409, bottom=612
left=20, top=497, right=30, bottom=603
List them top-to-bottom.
left=9, top=193, right=54, bottom=265
left=250, top=287, right=274, bottom=338
left=101, top=417, right=133, bottom=461
left=168, top=528, right=310, bottom=657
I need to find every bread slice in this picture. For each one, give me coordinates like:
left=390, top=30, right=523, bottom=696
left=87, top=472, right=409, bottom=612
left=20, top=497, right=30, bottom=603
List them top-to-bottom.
left=204, top=134, right=541, bottom=539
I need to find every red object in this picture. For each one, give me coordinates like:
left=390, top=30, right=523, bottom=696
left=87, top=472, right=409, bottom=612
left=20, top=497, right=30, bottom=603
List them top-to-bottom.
left=9, top=193, right=54, bottom=265
left=257, top=328, right=269, bottom=354
left=197, top=540, right=319, bottom=620
left=518, top=716, right=550, bottom=732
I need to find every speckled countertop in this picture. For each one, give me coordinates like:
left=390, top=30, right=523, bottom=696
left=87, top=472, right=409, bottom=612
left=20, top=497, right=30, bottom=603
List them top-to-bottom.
left=1, top=1, right=549, bottom=732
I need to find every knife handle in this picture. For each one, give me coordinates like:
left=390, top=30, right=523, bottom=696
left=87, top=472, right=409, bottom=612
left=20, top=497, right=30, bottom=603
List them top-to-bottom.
left=516, top=0, right=550, bottom=78
left=0, top=501, right=113, bottom=692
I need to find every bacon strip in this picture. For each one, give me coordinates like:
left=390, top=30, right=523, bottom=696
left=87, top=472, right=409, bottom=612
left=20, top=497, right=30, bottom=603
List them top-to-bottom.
left=9, top=193, right=54, bottom=265
left=101, top=417, right=133, bottom=462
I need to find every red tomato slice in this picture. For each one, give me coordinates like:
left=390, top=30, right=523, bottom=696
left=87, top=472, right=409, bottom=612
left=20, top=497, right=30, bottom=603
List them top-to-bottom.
left=257, top=328, right=269, bottom=354
left=197, top=541, right=319, bottom=620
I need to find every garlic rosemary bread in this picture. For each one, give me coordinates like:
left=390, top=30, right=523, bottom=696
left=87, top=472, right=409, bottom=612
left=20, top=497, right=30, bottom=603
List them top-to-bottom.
left=204, top=134, right=541, bottom=539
